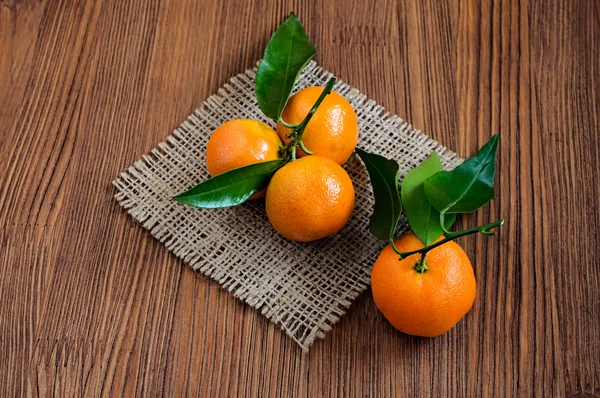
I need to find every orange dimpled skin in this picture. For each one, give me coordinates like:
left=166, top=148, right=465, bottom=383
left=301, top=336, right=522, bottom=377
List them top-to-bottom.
left=276, top=87, right=358, bottom=165
left=206, top=119, right=282, bottom=199
left=265, top=156, right=355, bottom=242
left=371, top=233, right=476, bottom=337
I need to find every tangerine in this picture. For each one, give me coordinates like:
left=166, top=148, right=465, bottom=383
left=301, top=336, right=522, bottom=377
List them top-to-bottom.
left=276, top=87, right=358, bottom=165
left=206, top=119, right=282, bottom=199
left=265, top=156, right=355, bottom=242
left=371, top=233, right=476, bottom=337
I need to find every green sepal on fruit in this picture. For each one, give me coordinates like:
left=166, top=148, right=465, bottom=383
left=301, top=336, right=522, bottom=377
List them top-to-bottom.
left=255, top=13, right=317, bottom=121
left=173, top=159, right=286, bottom=208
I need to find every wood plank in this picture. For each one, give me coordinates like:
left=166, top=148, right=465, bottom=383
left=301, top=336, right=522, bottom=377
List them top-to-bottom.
left=0, top=0, right=598, bottom=396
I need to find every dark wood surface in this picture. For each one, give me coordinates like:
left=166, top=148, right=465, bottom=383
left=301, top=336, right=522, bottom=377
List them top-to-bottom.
left=1, top=0, right=599, bottom=396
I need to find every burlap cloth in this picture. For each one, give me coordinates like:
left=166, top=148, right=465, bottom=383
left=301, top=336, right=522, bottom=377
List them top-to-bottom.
left=113, top=61, right=461, bottom=351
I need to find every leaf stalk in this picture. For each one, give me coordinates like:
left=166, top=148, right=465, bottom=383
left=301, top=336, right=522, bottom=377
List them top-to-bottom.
left=280, top=77, right=336, bottom=160
left=278, top=119, right=299, bottom=129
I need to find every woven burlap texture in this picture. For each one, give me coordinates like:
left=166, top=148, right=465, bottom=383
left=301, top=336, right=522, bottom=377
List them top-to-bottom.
left=113, top=61, right=462, bottom=351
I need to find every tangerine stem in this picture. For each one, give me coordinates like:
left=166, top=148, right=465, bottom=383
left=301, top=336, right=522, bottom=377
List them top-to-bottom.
left=280, top=77, right=336, bottom=160
left=294, top=77, right=336, bottom=140
left=298, top=140, right=313, bottom=155
left=440, top=212, right=451, bottom=235
left=389, top=219, right=504, bottom=260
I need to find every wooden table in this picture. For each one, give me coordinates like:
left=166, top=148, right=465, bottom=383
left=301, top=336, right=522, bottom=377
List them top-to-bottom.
left=1, top=0, right=598, bottom=396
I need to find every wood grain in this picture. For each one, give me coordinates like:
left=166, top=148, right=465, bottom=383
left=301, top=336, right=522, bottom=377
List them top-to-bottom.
left=1, top=0, right=599, bottom=396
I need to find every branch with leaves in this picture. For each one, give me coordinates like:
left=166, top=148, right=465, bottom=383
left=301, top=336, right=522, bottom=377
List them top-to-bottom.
left=173, top=13, right=335, bottom=208
left=357, top=134, right=503, bottom=269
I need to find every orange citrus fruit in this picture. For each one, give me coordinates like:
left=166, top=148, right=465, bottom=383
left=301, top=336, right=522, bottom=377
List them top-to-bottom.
left=276, top=87, right=359, bottom=165
left=206, top=119, right=282, bottom=199
left=265, top=156, right=355, bottom=242
left=371, top=232, right=476, bottom=337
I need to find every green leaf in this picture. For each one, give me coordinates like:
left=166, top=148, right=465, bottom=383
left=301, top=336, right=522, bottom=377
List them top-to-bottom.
left=255, top=13, right=317, bottom=120
left=424, top=133, right=500, bottom=215
left=355, top=148, right=402, bottom=241
left=401, top=152, right=457, bottom=245
left=173, top=160, right=286, bottom=208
